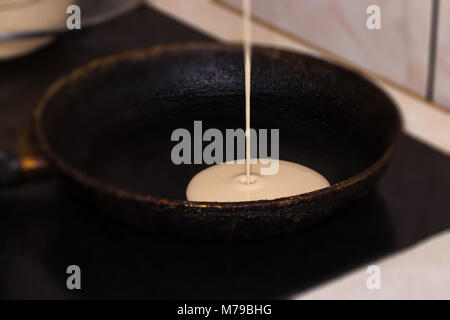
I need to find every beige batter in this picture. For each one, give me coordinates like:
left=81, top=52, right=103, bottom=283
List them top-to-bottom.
left=185, top=0, right=330, bottom=202
left=186, top=160, right=330, bottom=202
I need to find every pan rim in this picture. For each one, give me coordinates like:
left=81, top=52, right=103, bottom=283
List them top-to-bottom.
left=34, top=41, right=402, bottom=210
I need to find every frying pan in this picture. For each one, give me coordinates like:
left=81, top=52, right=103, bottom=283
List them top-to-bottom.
left=1, top=42, right=401, bottom=239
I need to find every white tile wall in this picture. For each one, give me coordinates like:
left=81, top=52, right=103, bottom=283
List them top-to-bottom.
left=221, top=0, right=432, bottom=96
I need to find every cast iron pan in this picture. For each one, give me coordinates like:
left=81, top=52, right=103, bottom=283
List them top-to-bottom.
left=5, top=43, right=402, bottom=239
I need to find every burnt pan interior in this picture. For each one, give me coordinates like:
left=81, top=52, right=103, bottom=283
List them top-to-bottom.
left=38, top=44, right=400, bottom=201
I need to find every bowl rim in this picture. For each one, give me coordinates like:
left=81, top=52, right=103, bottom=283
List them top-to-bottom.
left=34, top=42, right=402, bottom=210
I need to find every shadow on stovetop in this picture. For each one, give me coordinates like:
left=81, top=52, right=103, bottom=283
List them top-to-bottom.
left=37, top=188, right=396, bottom=299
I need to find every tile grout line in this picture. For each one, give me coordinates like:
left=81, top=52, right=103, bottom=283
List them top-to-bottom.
left=426, top=0, right=441, bottom=101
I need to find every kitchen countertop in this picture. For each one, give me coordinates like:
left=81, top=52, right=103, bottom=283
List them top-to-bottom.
left=0, top=4, right=449, bottom=299
left=296, top=231, right=450, bottom=299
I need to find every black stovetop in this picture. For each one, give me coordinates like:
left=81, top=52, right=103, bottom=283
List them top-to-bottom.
left=0, top=5, right=449, bottom=299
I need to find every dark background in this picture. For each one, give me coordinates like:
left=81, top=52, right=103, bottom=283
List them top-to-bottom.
left=0, top=5, right=449, bottom=299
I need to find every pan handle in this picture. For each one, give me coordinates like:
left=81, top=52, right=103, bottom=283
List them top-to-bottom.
left=0, top=127, right=51, bottom=186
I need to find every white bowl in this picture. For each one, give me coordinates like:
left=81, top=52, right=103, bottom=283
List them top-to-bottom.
left=0, top=0, right=72, bottom=60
